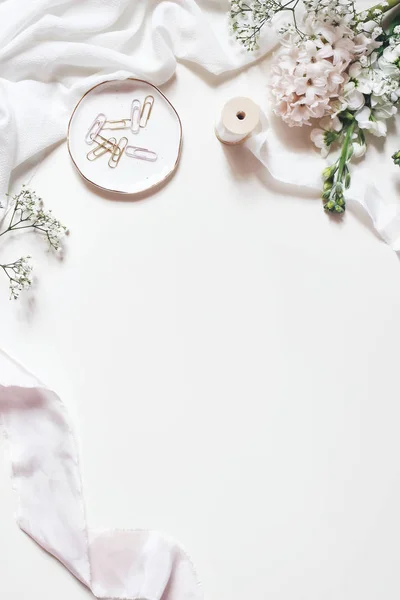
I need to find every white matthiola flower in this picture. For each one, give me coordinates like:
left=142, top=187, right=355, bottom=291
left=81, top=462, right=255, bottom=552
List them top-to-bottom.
left=383, top=44, right=400, bottom=65
left=378, top=56, right=400, bottom=77
left=354, top=62, right=391, bottom=97
left=343, top=81, right=365, bottom=110
left=371, top=95, right=397, bottom=119
left=355, top=106, right=387, bottom=137
left=310, top=116, right=342, bottom=157
left=325, top=116, right=343, bottom=132
left=310, top=129, right=330, bottom=155
left=351, top=130, right=367, bottom=158
left=352, top=141, right=367, bottom=157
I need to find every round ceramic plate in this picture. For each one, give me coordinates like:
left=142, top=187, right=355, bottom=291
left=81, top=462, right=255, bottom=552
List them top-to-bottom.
left=68, top=79, right=182, bottom=194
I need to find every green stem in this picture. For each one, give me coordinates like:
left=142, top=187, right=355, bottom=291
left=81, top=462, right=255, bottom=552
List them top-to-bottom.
left=324, top=121, right=356, bottom=214
left=337, top=121, right=355, bottom=183
left=0, top=264, right=15, bottom=283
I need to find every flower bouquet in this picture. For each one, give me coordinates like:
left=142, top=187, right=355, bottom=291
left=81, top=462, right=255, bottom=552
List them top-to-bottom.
left=231, top=0, right=400, bottom=214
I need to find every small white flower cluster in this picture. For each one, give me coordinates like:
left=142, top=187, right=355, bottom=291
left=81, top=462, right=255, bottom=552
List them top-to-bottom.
left=231, top=0, right=282, bottom=51
left=303, top=0, right=356, bottom=26
left=311, top=29, right=400, bottom=153
left=348, top=56, right=399, bottom=137
left=0, top=186, right=68, bottom=299
left=12, top=187, right=68, bottom=251
left=2, top=256, right=33, bottom=300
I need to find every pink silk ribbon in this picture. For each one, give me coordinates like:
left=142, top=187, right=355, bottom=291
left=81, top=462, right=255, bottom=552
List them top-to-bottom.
left=0, top=350, right=201, bottom=600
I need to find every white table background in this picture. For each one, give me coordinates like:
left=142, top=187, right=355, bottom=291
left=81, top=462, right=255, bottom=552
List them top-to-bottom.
left=2, top=57, right=400, bottom=600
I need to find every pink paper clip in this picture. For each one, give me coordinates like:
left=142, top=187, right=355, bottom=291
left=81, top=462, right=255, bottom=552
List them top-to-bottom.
left=130, top=99, right=141, bottom=134
left=85, top=113, right=106, bottom=145
left=108, top=137, right=128, bottom=169
left=125, top=145, right=157, bottom=162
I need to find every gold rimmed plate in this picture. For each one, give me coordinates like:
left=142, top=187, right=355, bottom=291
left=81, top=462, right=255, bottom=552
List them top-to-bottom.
left=67, top=79, right=182, bottom=195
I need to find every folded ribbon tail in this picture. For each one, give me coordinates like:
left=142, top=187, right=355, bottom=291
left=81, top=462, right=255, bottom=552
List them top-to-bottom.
left=0, top=351, right=201, bottom=600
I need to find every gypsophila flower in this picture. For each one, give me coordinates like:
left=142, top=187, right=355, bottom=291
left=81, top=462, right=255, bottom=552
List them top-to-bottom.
left=0, top=186, right=68, bottom=299
left=3, top=186, right=67, bottom=250
left=0, top=256, right=33, bottom=300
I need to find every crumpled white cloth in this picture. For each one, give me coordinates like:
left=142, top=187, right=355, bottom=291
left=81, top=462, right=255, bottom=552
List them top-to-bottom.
left=0, top=350, right=202, bottom=600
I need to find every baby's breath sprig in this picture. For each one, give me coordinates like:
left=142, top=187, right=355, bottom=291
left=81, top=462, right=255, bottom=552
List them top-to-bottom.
left=230, top=0, right=302, bottom=51
left=230, top=0, right=395, bottom=50
left=0, top=186, right=68, bottom=299
left=0, top=187, right=68, bottom=251
left=1, top=257, right=33, bottom=300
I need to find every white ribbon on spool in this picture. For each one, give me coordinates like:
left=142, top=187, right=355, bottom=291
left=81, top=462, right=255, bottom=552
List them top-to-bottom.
left=215, top=97, right=260, bottom=145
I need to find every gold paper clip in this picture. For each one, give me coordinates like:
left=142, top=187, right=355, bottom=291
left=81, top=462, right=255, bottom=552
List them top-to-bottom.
left=139, top=95, right=154, bottom=128
left=130, top=99, right=141, bottom=134
left=85, top=113, right=106, bottom=145
left=103, top=118, right=131, bottom=131
left=94, top=133, right=117, bottom=146
left=86, top=137, right=117, bottom=161
left=108, top=137, right=128, bottom=169
left=125, top=145, right=157, bottom=162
